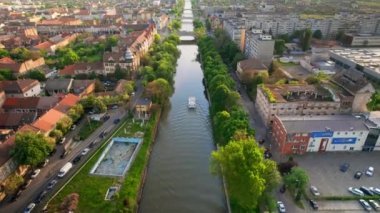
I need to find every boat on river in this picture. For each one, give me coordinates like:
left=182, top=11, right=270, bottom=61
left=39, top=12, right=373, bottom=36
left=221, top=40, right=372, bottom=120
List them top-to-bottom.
left=188, top=97, right=196, bottom=109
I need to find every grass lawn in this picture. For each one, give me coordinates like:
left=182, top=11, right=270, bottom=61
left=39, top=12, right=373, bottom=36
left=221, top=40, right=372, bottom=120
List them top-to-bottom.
left=48, top=110, right=160, bottom=213
left=78, top=120, right=102, bottom=140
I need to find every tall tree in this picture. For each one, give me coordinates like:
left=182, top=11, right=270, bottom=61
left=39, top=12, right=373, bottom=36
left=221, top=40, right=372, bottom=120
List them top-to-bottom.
left=301, top=29, right=312, bottom=51
left=312, top=30, right=323, bottom=39
left=274, top=39, right=286, bottom=55
left=0, top=49, right=10, bottom=58
left=145, top=78, right=172, bottom=104
left=11, top=132, right=53, bottom=167
left=211, top=138, right=281, bottom=210
left=283, top=167, right=309, bottom=201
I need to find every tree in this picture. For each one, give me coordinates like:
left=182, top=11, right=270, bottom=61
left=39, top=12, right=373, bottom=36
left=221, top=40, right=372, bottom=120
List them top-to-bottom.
left=301, top=29, right=312, bottom=51
left=312, top=30, right=323, bottom=39
left=274, top=39, right=286, bottom=55
left=10, top=47, right=32, bottom=62
left=0, top=49, right=10, bottom=58
left=115, top=64, right=128, bottom=80
left=0, top=68, right=15, bottom=80
left=26, top=69, right=46, bottom=81
left=145, top=78, right=172, bottom=104
left=95, top=79, right=105, bottom=92
left=94, top=98, right=107, bottom=113
left=67, top=104, right=84, bottom=122
left=56, top=116, right=73, bottom=134
left=49, top=129, right=63, bottom=141
left=11, top=132, right=53, bottom=167
left=211, top=138, right=281, bottom=210
left=278, top=156, right=298, bottom=175
left=283, top=167, right=309, bottom=201
left=60, top=193, right=80, bottom=212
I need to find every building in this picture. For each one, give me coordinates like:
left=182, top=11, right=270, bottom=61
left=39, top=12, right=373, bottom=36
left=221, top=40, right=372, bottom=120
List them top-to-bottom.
left=223, top=18, right=246, bottom=51
left=244, top=29, right=274, bottom=64
left=342, top=34, right=380, bottom=47
left=103, top=48, right=137, bottom=75
left=329, top=48, right=380, bottom=81
left=0, top=57, right=46, bottom=76
left=236, top=58, right=268, bottom=83
left=59, top=62, right=104, bottom=76
left=45, top=79, right=73, bottom=95
left=0, top=80, right=41, bottom=97
left=71, top=80, right=95, bottom=97
left=255, top=84, right=342, bottom=126
left=135, top=98, right=152, bottom=119
left=364, top=112, right=380, bottom=151
left=272, top=115, right=370, bottom=155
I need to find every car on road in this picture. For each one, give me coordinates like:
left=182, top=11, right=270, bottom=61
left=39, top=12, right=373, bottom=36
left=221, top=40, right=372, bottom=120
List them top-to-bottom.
left=131, top=92, right=135, bottom=96
left=113, top=118, right=121, bottom=124
left=71, top=124, right=77, bottom=130
left=59, top=137, right=66, bottom=144
left=89, top=141, right=96, bottom=148
left=49, top=148, right=57, bottom=156
left=81, top=148, right=90, bottom=156
left=72, top=155, right=82, bottom=164
left=39, top=158, right=49, bottom=168
left=340, top=163, right=350, bottom=172
left=365, top=166, right=374, bottom=176
left=31, top=169, right=41, bottom=179
left=354, top=171, right=363, bottom=179
left=21, top=179, right=32, bottom=190
left=47, top=179, right=58, bottom=190
left=280, top=184, right=286, bottom=193
left=310, top=186, right=320, bottom=196
left=360, top=186, right=374, bottom=196
left=348, top=187, right=364, bottom=196
left=369, top=187, right=380, bottom=195
left=10, top=190, right=23, bottom=202
left=35, top=190, right=48, bottom=203
left=309, top=199, right=319, bottom=210
left=359, top=199, right=372, bottom=211
left=369, top=200, right=380, bottom=210
left=277, top=201, right=286, bottom=212
left=24, top=202, right=36, bottom=213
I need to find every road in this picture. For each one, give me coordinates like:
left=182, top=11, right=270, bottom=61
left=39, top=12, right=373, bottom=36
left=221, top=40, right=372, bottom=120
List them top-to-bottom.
left=1, top=80, right=144, bottom=212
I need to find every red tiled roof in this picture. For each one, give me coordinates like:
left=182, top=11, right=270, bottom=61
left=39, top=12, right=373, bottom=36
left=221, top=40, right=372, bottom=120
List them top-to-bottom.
left=33, top=41, right=54, bottom=50
left=0, top=57, right=16, bottom=64
left=53, top=94, right=80, bottom=113
left=2, top=97, right=40, bottom=109
left=32, top=108, right=65, bottom=133
left=18, top=124, right=41, bottom=133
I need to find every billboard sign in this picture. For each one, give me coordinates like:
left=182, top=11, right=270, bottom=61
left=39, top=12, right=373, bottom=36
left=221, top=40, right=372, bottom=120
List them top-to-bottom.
left=310, top=131, right=334, bottom=138
left=331, top=137, right=357, bottom=144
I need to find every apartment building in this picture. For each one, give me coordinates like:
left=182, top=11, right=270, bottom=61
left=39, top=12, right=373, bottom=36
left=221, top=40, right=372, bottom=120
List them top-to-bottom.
left=223, top=18, right=246, bottom=51
left=244, top=29, right=274, bottom=64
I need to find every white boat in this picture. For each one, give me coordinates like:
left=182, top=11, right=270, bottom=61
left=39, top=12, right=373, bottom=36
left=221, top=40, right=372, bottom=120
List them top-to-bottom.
left=188, top=96, right=196, bottom=109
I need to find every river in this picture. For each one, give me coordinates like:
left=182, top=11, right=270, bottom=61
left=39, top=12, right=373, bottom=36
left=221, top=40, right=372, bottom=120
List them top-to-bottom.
left=138, top=1, right=227, bottom=212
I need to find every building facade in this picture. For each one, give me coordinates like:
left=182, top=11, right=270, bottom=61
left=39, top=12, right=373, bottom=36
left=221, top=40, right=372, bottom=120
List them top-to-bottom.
left=244, top=29, right=274, bottom=64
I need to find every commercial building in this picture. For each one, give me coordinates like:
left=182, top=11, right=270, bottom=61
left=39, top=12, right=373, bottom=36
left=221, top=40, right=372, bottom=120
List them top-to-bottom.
left=244, top=29, right=274, bottom=64
left=342, top=34, right=380, bottom=47
left=329, top=48, right=380, bottom=81
left=255, top=84, right=343, bottom=126
left=272, top=115, right=370, bottom=155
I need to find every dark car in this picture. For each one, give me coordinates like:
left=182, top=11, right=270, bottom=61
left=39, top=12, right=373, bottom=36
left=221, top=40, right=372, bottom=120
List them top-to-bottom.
left=113, top=118, right=121, bottom=124
left=89, top=141, right=95, bottom=148
left=49, top=148, right=57, bottom=156
left=60, top=150, right=68, bottom=159
left=72, top=155, right=82, bottom=164
left=340, top=163, right=350, bottom=172
left=354, top=171, right=363, bottom=179
left=47, top=179, right=58, bottom=190
left=280, top=184, right=286, bottom=193
left=360, top=186, right=374, bottom=196
left=10, top=189, right=23, bottom=202
left=35, top=190, right=48, bottom=204
left=309, top=199, right=319, bottom=210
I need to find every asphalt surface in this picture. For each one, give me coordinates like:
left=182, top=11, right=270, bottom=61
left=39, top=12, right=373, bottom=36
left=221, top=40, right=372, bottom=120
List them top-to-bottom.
left=0, top=80, right=144, bottom=213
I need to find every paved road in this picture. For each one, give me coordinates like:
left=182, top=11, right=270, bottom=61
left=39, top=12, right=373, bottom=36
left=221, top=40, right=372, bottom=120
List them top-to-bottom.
left=1, top=80, right=145, bottom=212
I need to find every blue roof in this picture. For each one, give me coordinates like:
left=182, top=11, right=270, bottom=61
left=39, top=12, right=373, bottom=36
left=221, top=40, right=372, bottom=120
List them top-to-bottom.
left=113, top=137, right=142, bottom=144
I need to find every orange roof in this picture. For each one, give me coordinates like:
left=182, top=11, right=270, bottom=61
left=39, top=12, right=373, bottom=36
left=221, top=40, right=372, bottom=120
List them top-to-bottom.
left=34, top=41, right=54, bottom=50
left=0, top=57, right=16, bottom=64
left=59, top=64, right=76, bottom=76
left=54, top=94, right=80, bottom=113
left=32, top=108, right=65, bottom=133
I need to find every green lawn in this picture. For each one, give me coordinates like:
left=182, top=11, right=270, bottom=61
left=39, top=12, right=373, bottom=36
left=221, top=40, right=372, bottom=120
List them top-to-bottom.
left=48, top=110, right=160, bottom=212
left=78, top=120, right=102, bottom=140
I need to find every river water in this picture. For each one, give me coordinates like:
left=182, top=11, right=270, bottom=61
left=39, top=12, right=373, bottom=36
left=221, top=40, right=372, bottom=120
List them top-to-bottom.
left=138, top=1, right=227, bottom=212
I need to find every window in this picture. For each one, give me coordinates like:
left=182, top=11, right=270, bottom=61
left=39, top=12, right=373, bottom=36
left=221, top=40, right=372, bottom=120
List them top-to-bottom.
left=344, top=145, right=347, bottom=150
left=350, top=147, right=354, bottom=151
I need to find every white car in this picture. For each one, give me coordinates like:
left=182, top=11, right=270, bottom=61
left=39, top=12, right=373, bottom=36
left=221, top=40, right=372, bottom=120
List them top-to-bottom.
left=71, top=124, right=77, bottom=130
left=81, top=148, right=90, bottom=156
left=366, top=166, right=374, bottom=176
left=31, top=169, right=41, bottom=179
left=310, top=186, right=320, bottom=196
left=348, top=187, right=364, bottom=196
left=369, top=187, right=380, bottom=195
left=369, top=200, right=380, bottom=210
left=277, top=201, right=286, bottom=213
left=24, top=202, right=36, bottom=213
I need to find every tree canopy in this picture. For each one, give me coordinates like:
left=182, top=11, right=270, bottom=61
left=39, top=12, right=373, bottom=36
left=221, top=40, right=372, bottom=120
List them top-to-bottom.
left=312, top=30, right=323, bottom=39
left=145, top=78, right=172, bottom=104
left=11, top=131, right=54, bottom=167
left=211, top=138, right=280, bottom=210
left=283, top=167, right=309, bottom=200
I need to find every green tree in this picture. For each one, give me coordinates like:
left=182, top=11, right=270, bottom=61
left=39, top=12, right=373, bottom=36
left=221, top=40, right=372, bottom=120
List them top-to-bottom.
left=301, top=29, right=312, bottom=51
left=312, top=30, right=323, bottom=39
left=274, top=39, right=286, bottom=55
left=10, top=47, right=32, bottom=62
left=0, top=49, right=10, bottom=58
left=62, top=49, right=79, bottom=65
left=115, top=64, right=128, bottom=80
left=0, top=68, right=15, bottom=80
left=26, top=69, right=46, bottom=81
left=145, top=78, right=172, bottom=104
left=367, top=91, right=380, bottom=111
left=94, top=98, right=107, bottom=113
left=67, top=104, right=84, bottom=122
left=56, top=116, right=73, bottom=134
left=49, top=129, right=63, bottom=141
left=11, top=132, right=53, bottom=167
left=211, top=138, right=280, bottom=210
left=283, top=167, right=309, bottom=201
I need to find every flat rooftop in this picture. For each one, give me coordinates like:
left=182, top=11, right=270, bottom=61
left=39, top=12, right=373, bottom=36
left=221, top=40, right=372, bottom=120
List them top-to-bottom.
left=330, top=48, right=380, bottom=73
left=279, top=115, right=369, bottom=133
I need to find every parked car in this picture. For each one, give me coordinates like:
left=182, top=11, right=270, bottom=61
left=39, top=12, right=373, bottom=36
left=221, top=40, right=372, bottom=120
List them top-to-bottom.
left=111, top=105, right=118, bottom=109
left=113, top=118, right=121, bottom=124
left=71, top=124, right=77, bottom=130
left=59, top=137, right=66, bottom=144
left=89, top=141, right=95, bottom=148
left=81, top=148, right=90, bottom=156
left=60, top=150, right=68, bottom=159
left=72, top=155, right=82, bottom=164
left=39, top=159, right=49, bottom=168
left=340, top=163, right=350, bottom=172
left=365, top=166, right=374, bottom=176
left=31, top=169, right=41, bottom=179
left=354, top=171, right=363, bottom=179
left=21, top=179, right=32, bottom=190
left=47, top=179, right=58, bottom=190
left=280, top=184, right=286, bottom=193
left=310, top=186, right=320, bottom=196
left=360, top=186, right=374, bottom=196
left=348, top=187, right=364, bottom=196
left=369, top=187, right=380, bottom=195
left=35, top=190, right=48, bottom=203
left=309, top=199, right=319, bottom=210
left=359, top=199, right=372, bottom=211
left=369, top=200, right=380, bottom=210
left=277, top=201, right=286, bottom=213
left=24, top=202, right=36, bottom=213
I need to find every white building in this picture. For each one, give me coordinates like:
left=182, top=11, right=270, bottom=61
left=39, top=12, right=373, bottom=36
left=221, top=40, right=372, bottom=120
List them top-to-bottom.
left=244, top=29, right=274, bottom=64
